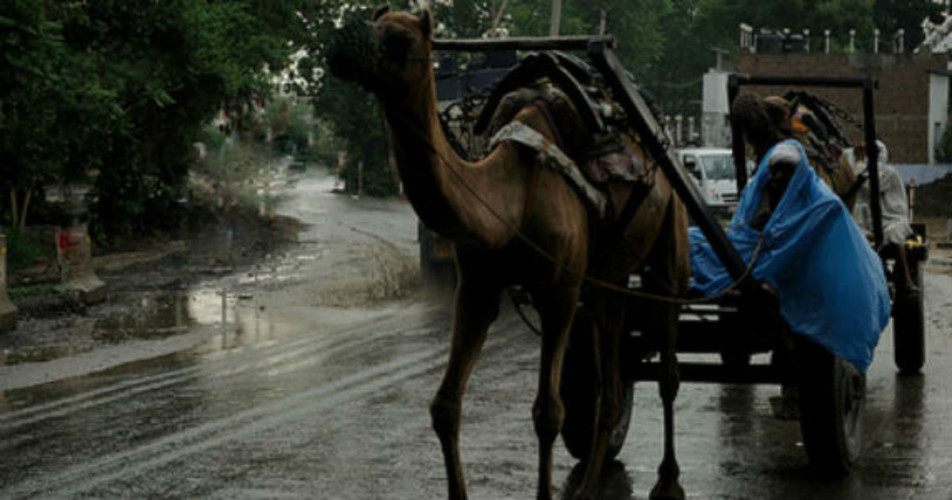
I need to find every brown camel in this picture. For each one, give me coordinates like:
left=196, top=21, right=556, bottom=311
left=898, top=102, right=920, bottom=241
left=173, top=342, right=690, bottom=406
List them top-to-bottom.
left=327, top=7, right=690, bottom=500
left=731, top=92, right=858, bottom=209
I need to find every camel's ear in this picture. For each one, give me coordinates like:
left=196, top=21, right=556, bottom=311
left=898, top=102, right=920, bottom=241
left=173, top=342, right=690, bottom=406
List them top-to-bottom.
left=373, top=4, right=390, bottom=21
left=419, top=8, right=433, bottom=40
left=787, top=96, right=800, bottom=116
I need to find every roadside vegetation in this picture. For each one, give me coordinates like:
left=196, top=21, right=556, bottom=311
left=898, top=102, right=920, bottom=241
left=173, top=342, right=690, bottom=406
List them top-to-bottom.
left=2, top=1, right=946, bottom=271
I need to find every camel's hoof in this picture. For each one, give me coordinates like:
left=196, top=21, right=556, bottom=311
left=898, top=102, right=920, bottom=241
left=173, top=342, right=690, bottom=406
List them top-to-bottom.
left=649, top=480, right=685, bottom=500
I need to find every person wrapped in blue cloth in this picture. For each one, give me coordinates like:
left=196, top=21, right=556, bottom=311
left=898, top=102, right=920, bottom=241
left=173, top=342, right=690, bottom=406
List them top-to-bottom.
left=689, top=139, right=890, bottom=372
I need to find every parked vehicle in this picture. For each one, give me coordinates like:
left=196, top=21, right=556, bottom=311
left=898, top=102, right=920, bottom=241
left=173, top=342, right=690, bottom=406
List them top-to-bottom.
left=676, top=147, right=740, bottom=212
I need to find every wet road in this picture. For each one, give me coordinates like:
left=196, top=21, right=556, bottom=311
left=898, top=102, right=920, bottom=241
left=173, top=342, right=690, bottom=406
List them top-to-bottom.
left=2, top=169, right=952, bottom=499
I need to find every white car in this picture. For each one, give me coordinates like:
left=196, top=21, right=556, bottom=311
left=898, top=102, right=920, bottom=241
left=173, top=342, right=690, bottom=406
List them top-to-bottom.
left=676, top=147, right=741, bottom=211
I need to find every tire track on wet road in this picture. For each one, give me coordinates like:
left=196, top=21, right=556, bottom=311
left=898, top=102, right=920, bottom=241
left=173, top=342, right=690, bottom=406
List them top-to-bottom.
left=0, top=312, right=407, bottom=430
left=2, top=312, right=527, bottom=499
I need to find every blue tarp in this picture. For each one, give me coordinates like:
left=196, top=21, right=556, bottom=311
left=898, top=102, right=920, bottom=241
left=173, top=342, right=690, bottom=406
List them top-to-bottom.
left=689, top=140, right=891, bottom=372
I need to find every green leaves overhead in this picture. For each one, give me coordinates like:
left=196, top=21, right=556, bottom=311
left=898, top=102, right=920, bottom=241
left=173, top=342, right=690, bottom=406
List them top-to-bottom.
left=1, top=0, right=312, bottom=235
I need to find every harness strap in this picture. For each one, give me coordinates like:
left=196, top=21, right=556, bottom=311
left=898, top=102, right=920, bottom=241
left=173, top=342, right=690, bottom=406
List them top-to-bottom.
left=490, top=121, right=608, bottom=218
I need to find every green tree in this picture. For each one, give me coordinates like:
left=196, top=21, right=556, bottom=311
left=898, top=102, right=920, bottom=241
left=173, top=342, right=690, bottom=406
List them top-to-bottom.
left=48, top=0, right=311, bottom=238
left=874, top=0, right=944, bottom=52
left=0, top=1, right=119, bottom=230
left=300, top=3, right=399, bottom=197
left=312, top=71, right=394, bottom=196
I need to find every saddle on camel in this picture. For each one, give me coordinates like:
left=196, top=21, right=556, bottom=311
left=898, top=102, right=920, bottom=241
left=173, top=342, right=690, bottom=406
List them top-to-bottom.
left=327, top=7, right=690, bottom=500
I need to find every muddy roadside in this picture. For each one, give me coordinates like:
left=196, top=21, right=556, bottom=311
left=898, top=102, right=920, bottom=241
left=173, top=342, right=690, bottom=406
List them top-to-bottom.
left=0, top=157, right=425, bottom=389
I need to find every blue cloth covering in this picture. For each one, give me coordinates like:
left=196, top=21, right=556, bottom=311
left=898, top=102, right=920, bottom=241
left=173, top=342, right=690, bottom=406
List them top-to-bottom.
left=689, top=140, right=890, bottom=372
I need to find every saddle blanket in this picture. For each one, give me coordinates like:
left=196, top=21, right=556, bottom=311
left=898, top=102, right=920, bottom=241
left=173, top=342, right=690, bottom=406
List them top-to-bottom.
left=688, top=140, right=890, bottom=372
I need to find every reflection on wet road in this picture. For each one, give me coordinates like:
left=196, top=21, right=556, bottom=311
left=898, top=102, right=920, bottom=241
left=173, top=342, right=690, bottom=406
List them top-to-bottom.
left=1, top=168, right=951, bottom=499
left=2, top=279, right=952, bottom=499
left=0, top=296, right=477, bottom=498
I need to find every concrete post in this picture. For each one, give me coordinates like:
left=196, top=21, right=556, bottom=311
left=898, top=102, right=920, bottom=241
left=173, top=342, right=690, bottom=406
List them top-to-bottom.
left=675, top=115, right=683, bottom=146
left=56, top=224, right=106, bottom=303
left=0, top=233, right=18, bottom=331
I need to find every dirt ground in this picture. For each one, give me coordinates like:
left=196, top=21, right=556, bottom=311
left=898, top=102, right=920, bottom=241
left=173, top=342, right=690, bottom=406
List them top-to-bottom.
left=0, top=204, right=305, bottom=363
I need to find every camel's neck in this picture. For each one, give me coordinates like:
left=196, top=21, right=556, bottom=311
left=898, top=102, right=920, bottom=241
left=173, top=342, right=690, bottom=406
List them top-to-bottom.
left=380, top=70, right=519, bottom=247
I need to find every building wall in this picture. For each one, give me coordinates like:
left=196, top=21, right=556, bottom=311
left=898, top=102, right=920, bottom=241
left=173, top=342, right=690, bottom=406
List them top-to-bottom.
left=729, top=52, right=948, bottom=163
left=929, top=72, right=950, bottom=164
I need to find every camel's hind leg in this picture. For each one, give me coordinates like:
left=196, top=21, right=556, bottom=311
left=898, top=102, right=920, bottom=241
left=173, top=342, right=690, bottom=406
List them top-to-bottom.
left=648, top=197, right=689, bottom=500
left=430, top=277, right=502, bottom=500
left=530, top=284, right=582, bottom=500
left=572, top=289, right=626, bottom=500
left=649, top=300, right=685, bottom=500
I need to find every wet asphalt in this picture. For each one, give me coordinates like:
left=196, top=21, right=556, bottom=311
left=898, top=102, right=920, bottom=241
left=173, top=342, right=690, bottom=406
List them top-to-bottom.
left=1, top=168, right=951, bottom=499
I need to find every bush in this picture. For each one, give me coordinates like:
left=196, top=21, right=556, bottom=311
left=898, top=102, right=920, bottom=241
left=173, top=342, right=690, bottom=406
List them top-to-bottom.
left=4, top=230, right=50, bottom=272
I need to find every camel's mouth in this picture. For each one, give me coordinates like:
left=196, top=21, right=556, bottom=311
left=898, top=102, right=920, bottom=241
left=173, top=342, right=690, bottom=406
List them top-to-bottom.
left=326, top=20, right=377, bottom=89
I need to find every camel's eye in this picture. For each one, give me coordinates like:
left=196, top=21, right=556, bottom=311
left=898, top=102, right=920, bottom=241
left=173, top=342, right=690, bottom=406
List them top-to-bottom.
left=382, top=31, right=412, bottom=61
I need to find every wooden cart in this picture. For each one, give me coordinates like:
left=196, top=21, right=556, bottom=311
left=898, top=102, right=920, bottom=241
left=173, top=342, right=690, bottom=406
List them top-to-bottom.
left=430, top=37, right=927, bottom=476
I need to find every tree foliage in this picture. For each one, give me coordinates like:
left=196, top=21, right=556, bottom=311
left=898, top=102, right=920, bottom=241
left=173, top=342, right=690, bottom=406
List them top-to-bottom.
left=1, top=0, right=311, bottom=239
left=4, top=0, right=943, bottom=232
left=874, top=0, right=945, bottom=51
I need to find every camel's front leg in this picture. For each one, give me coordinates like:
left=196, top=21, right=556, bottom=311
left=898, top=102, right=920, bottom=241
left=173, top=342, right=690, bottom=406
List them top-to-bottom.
left=430, top=280, right=502, bottom=500
left=531, top=285, right=581, bottom=500
left=650, top=302, right=684, bottom=500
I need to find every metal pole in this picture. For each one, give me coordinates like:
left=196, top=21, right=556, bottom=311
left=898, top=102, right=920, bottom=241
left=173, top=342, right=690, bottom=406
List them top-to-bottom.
left=549, top=0, right=562, bottom=36
left=863, top=81, right=884, bottom=247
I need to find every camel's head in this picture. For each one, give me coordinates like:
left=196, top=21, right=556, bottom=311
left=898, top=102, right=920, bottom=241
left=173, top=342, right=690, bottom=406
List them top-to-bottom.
left=326, top=6, right=433, bottom=98
left=730, top=93, right=799, bottom=162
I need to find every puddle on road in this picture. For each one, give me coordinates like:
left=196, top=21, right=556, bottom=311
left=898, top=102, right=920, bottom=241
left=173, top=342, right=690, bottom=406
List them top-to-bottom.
left=0, top=287, right=266, bottom=366
left=93, top=294, right=193, bottom=343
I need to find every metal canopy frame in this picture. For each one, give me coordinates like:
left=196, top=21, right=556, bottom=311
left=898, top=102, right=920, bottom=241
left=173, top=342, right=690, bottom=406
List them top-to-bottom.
left=432, top=36, right=750, bottom=284
left=727, top=74, right=883, bottom=248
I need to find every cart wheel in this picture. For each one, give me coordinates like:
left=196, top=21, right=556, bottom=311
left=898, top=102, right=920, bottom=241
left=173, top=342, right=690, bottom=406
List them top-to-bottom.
left=893, top=261, right=925, bottom=374
left=560, top=316, right=633, bottom=460
left=796, top=336, right=865, bottom=475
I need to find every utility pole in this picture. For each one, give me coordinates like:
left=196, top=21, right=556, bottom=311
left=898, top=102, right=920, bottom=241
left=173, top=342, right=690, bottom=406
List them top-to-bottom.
left=549, top=0, right=562, bottom=36
left=711, top=47, right=729, bottom=71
